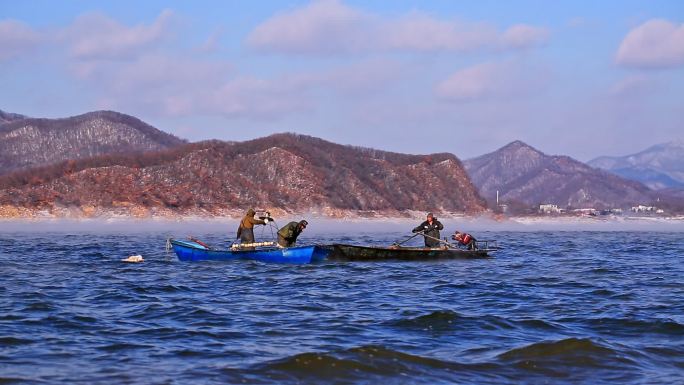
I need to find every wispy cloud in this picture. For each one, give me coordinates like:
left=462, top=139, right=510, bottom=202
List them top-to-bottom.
left=246, top=0, right=548, bottom=55
left=246, top=0, right=372, bottom=54
left=0, top=4, right=550, bottom=124
left=63, top=9, right=175, bottom=60
left=52, top=10, right=257, bottom=119
left=379, top=12, right=498, bottom=52
left=0, top=19, right=41, bottom=61
left=616, top=19, right=684, bottom=69
left=500, top=24, right=549, bottom=49
left=196, top=28, right=223, bottom=53
left=71, top=51, right=320, bottom=119
left=319, top=58, right=406, bottom=95
left=435, top=61, right=547, bottom=102
left=609, top=74, right=659, bottom=97
left=209, top=75, right=317, bottom=119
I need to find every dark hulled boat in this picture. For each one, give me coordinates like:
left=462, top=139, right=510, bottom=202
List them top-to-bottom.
left=325, top=243, right=494, bottom=261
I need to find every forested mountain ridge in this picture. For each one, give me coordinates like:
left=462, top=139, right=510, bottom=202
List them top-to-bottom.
left=0, top=109, right=28, bottom=124
left=0, top=110, right=186, bottom=175
left=0, top=133, right=486, bottom=218
left=464, top=141, right=655, bottom=210
left=589, top=141, right=684, bottom=190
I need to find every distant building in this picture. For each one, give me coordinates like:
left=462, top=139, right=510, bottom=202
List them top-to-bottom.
left=539, top=204, right=561, bottom=214
left=631, top=205, right=657, bottom=213
left=572, top=208, right=598, bottom=216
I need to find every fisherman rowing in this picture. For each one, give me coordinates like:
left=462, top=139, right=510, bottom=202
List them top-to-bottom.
left=409, top=212, right=484, bottom=251
left=412, top=212, right=444, bottom=248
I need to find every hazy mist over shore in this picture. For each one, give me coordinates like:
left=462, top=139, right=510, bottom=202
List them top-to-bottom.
left=2, top=216, right=683, bottom=234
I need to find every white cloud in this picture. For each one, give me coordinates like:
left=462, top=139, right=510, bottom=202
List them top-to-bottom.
left=246, top=0, right=372, bottom=54
left=247, top=0, right=548, bottom=54
left=1, top=5, right=557, bottom=135
left=63, top=9, right=175, bottom=60
left=380, top=13, right=498, bottom=52
left=383, top=17, right=548, bottom=52
left=0, top=19, right=41, bottom=61
left=616, top=19, right=684, bottom=69
left=500, top=24, right=549, bottom=49
left=196, top=28, right=223, bottom=53
left=70, top=51, right=317, bottom=119
left=73, top=54, right=230, bottom=115
left=319, top=58, right=406, bottom=95
left=435, top=61, right=546, bottom=101
left=436, top=62, right=505, bottom=101
left=609, top=75, right=659, bottom=97
left=209, top=76, right=316, bottom=119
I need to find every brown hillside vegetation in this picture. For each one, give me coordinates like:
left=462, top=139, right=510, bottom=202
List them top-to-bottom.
left=0, top=133, right=485, bottom=217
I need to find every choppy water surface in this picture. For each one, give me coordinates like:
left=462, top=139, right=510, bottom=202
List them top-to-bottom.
left=1, top=230, right=683, bottom=384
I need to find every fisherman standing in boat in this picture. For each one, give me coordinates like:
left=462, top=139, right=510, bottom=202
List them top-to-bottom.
left=237, top=208, right=270, bottom=244
left=412, top=212, right=444, bottom=248
left=277, top=220, right=308, bottom=247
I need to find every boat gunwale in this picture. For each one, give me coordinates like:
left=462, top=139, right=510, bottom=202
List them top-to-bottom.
left=170, top=239, right=320, bottom=253
left=330, top=243, right=494, bottom=253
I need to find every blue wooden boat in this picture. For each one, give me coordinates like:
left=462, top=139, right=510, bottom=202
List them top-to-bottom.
left=169, top=239, right=330, bottom=264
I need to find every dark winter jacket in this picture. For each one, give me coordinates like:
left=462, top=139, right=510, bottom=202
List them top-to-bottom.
left=412, top=219, right=444, bottom=247
left=277, top=221, right=304, bottom=247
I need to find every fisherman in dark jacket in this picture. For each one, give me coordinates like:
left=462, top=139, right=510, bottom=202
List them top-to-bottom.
left=237, top=208, right=269, bottom=244
left=412, top=212, right=444, bottom=248
left=277, top=220, right=308, bottom=247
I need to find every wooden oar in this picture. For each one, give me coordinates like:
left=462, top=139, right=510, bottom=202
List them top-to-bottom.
left=416, top=231, right=457, bottom=248
left=392, top=232, right=421, bottom=246
left=189, top=236, right=212, bottom=249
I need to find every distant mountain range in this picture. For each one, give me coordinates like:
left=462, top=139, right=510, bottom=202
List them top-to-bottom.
left=0, top=108, right=680, bottom=217
left=0, top=109, right=27, bottom=124
left=0, top=110, right=186, bottom=175
left=0, top=133, right=485, bottom=217
left=463, top=141, right=654, bottom=209
left=588, top=141, right=684, bottom=190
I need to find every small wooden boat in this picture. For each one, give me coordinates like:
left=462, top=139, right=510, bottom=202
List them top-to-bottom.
left=169, top=239, right=330, bottom=264
left=325, top=243, right=495, bottom=261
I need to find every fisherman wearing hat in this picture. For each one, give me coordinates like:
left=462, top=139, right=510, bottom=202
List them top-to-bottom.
left=237, top=208, right=270, bottom=244
left=412, top=212, right=444, bottom=248
left=277, top=220, right=308, bottom=247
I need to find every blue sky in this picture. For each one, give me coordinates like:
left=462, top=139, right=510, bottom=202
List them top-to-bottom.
left=1, top=0, right=683, bottom=161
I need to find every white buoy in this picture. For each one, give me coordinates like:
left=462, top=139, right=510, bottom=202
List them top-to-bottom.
left=122, top=255, right=144, bottom=263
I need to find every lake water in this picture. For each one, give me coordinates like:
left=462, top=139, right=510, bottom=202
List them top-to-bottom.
left=1, top=228, right=683, bottom=384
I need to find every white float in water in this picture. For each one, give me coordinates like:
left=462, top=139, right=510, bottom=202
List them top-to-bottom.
left=122, top=255, right=144, bottom=263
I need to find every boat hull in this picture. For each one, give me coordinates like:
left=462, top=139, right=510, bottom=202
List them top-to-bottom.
left=170, top=239, right=329, bottom=264
left=326, top=243, right=490, bottom=261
